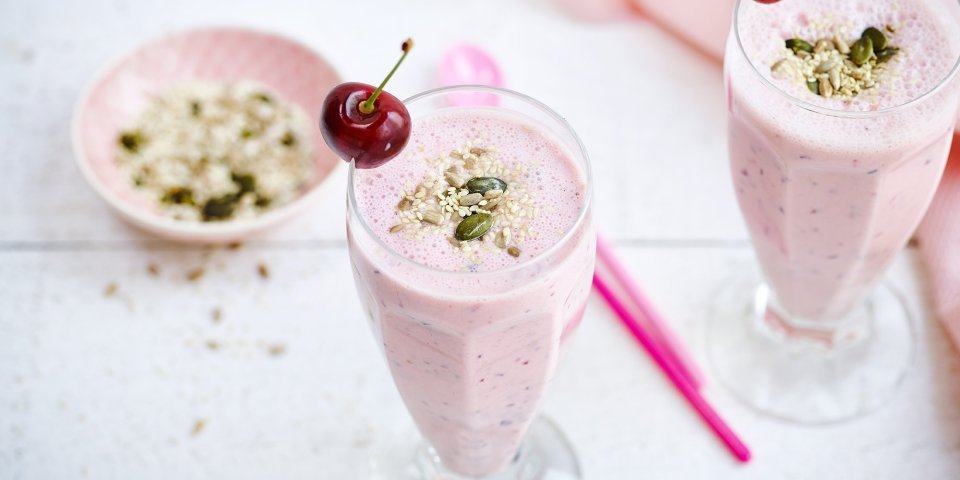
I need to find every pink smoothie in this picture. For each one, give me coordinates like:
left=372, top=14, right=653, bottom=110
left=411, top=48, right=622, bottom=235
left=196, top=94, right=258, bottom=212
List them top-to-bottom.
left=727, top=0, right=960, bottom=321
left=347, top=107, right=594, bottom=476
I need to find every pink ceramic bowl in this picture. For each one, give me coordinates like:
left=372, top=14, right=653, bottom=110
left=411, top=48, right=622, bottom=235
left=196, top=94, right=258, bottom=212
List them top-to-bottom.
left=72, top=27, right=341, bottom=244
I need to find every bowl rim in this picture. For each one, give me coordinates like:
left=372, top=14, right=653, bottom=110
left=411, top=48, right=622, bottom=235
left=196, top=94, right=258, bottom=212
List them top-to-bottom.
left=71, top=25, right=342, bottom=238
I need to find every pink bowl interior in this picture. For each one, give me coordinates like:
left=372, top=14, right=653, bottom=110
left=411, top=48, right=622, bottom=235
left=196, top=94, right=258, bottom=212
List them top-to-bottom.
left=77, top=27, right=341, bottom=221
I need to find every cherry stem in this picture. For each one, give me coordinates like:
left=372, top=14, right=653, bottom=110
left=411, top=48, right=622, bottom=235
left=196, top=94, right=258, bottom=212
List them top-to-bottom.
left=359, top=39, right=414, bottom=115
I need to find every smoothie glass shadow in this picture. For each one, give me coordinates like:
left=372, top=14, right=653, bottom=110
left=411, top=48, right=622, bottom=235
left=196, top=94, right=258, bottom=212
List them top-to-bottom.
left=710, top=0, right=960, bottom=424
left=347, top=86, right=595, bottom=479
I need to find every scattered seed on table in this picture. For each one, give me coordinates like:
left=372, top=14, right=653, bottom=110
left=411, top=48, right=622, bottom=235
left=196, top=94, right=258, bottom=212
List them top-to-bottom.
left=187, top=268, right=205, bottom=281
left=192, top=419, right=206, bottom=436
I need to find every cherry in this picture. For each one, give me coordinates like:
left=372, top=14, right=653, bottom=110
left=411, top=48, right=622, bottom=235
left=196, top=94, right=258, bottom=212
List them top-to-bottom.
left=753, top=0, right=780, bottom=3
left=320, top=39, right=414, bottom=169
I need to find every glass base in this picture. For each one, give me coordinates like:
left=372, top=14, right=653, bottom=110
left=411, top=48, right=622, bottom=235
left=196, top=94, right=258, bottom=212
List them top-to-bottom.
left=707, top=273, right=916, bottom=424
left=369, top=416, right=582, bottom=480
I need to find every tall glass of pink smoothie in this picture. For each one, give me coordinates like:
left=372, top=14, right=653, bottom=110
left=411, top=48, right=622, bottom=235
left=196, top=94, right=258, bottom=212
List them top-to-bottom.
left=710, top=0, right=960, bottom=423
left=347, top=86, right=594, bottom=478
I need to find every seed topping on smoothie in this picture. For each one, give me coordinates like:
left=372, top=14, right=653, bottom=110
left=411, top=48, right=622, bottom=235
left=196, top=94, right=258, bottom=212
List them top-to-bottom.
left=772, top=25, right=900, bottom=100
left=389, top=141, right=536, bottom=263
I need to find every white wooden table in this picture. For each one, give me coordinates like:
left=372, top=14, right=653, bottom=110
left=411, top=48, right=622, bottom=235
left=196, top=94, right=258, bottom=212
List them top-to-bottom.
left=3, top=1, right=959, bottom=478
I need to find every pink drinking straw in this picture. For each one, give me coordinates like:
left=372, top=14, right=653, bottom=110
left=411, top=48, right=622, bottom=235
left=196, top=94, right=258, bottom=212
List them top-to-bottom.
left=595, top=234, right=707, bottom=390
left=593, top=270, right=752, bottom=463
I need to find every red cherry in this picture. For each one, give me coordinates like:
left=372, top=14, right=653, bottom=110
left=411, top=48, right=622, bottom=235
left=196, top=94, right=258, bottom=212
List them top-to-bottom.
left=753, top=0, right=780, bottom=3
left=319, top=39, right=414, bottom=169
left=320, top=82, right=411, bottom=169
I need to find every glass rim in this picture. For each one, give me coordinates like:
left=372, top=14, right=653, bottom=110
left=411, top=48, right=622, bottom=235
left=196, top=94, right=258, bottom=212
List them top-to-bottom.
left=732, top=0, right=960, bottom=119
left=347, top=84, right=594, bottom=277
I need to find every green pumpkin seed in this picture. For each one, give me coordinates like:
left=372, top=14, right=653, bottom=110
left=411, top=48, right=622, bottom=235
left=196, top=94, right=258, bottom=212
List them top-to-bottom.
left=861, top=27, right=887, bottom=52
left=850, top=37, right=873, bottom=66
left=785, top=38, right=814, bottom=54
left=876, top=46, right=899, bottom=63
left=807, top=80, right=820, bottom=95
left=119, top=131, right=144, bottom=153
left=231, top=172, right=256, bottom=194
left=466, top=177, right=508, bottom=195
left=162, top=187, right=194, bottom=205
left=202, top=194, right=239, bottom=221
left=455, top=213, right=492, bottom=241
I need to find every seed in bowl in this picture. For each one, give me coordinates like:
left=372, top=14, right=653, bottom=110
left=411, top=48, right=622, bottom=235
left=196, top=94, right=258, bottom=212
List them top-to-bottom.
left=115, top=81, right=315, bottom=222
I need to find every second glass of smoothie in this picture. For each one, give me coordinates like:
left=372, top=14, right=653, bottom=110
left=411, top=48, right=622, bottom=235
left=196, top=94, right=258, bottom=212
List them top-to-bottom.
left=712, top=0, right=960, bottom=423
left=347, top=86, right=594, bottom=478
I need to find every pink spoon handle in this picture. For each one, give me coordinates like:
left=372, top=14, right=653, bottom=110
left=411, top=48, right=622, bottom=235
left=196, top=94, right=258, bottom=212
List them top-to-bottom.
left=438, top=43, right=503, bottom=106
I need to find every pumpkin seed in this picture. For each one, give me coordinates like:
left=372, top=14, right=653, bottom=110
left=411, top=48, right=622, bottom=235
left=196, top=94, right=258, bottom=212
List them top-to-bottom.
left=862, top=27, right=887, bottom=52
left=850, top=37, right=873, bottom=65
left=786, top=38, right=814, bottom=54
left=876, top=46, right=899, bottom=63
left=807, top=80, right=820, bottom=95
left=119, top=131, right=144, bottom=153
left=231, top=172, right=256, bottom=195
left=466, top=177, right=508, bottom=195
left=162, top=187, right=194, bottom=205
left=202, top=194, right=239, bottom=221
left=455, top=213, right=492, bottom=241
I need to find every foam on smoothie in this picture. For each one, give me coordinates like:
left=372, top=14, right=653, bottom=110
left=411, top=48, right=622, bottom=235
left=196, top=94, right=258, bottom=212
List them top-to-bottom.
left=731, top=0, right=960, bottom=160
left=738, top=0, right=960, bottom=112
left=353, top=108, right=586, bottom=273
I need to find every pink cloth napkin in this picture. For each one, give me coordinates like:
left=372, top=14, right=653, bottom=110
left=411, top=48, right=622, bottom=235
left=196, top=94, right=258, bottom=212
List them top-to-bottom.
left=917, top=140, right=960, bottom=347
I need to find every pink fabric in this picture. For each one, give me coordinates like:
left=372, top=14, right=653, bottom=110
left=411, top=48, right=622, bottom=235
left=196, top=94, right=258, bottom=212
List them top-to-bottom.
left=629, top=0, right=732, bottom=62
left=917, top=139, right=960, bottom=347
